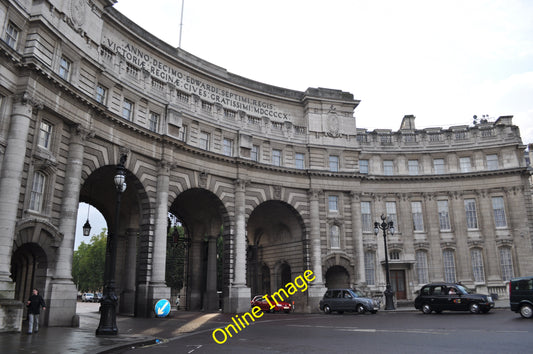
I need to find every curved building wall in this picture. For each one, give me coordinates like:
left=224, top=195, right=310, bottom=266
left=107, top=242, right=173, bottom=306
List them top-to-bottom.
left=0, top=1, right=532, bottom=331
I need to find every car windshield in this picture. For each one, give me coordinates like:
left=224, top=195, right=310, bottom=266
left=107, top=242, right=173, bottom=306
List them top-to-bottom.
left=456, top=285, right=470, bottom=294
left=350, top=289, right=363, bottom=297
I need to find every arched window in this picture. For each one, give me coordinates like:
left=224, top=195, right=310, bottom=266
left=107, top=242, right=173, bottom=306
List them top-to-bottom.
left=29, top=171, right=46, bottom=212
left=330, top=225, right=340, bottom=249
left=470, top=248, right=485, bottom=283
left=416, top=250, right=429, bottom=284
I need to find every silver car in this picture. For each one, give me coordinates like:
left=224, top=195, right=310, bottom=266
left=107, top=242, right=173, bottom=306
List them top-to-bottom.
left=319, top=289, right=380, bottom=314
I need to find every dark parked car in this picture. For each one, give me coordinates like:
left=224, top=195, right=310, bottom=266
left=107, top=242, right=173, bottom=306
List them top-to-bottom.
left=509, top=276, right=533, bottom=318
left=414, top=283, right=494, bottom=314
left=319, top=289, right=379, bottom=314
left=251, top=295, right=292, bottom=313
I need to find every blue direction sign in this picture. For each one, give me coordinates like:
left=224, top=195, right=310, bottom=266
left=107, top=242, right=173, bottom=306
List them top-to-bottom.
left=155, top=299, right=170, bottom=317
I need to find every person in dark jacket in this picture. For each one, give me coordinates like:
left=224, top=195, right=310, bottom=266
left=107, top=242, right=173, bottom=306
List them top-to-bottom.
left=27, top=288, right=46, bottom=334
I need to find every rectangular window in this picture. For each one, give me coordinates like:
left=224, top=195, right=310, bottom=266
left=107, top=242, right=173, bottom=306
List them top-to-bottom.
left=5, top=22, right=19, bottom=48
left=59, top=56, right=72, bottom=80
left=95, top=85, right=107, bottom=104
left=122, top=99, right=134, bottom=121
left=148, top=112, right=159, bottom=132
left=38, top=121, right=52, bottom=149
left=178, top=125, right=187, bottom=141
left=199, top=131, right=210, bottom=150
left=223, top=138, right=233, bottom=156
left=251, top=145, right=259, bottom=162
left=272, top=149, right=281, bottom=166
left=295, top=153, right=304, bottom=169
left=486, top=154, right=499, bottom=170
left=329, top=155, right=339, bottom=172
left=460, top=157, right=471, bottom=173
left=433, top=158, right=445, bottom=174
left=359, top=159, right=369, bottom=174
left=383, top=160, right=394, bottom=175
left=408, top=160, right=419, bottom=175
left=29, top=172, right=45, bottom=212
left=328, top=196, right=338, bottom=212
left=492, top=196, right=507, bottom=228
left=464, top=199, right=478, bottom=229
left=437, top=200, right=451, bottom=231
left=361, top=201, right=372, bottom=232
left=411, top=201, right=424, bottom=231
left=386, top=202, right=398, bottom=230
left=330, top=225, right=340, bottom=249
left=499, top=247, right=514, bottom=281
left=443, top=249, right=456, bottom=283
left=471, top=249, right=485, bottom=283
left=416, top=251, right=429, bottom=284
left=364, top=252, right=375, bottom=285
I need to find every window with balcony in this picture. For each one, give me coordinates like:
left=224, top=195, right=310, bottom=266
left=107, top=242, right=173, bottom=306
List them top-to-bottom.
left=4, top=22, right=19, bottom=48
left=59, top=56, right=72, bottom=80
left=95, top=84, right=107, bottom=104
left=122, top=99, right=134, bottom=121
left=148, top=112, right=159, bottom=132
left=38, top=121, right=52, bottom=149
left=199, top=131, right=210, bottom=150
left=223, top=138, right=233, bottom=156
left=272, top=149, right=282, bottom=166
left=295, top=153, right=305, bottom=169
left=329, top=155, right=339, bottom=172
left=359, top=159, right=369, bottom=174
left=29, top=172, right=46, bottom=212
left=492, top=196, right=507, bottom=228
left=464, top=199, right=478, bottom=229
left=411, top=201, right=424, bottom=231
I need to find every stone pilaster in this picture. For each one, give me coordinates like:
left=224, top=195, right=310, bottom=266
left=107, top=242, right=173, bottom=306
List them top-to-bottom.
left=0, top=94, right=41, bottom=332
left=48, top=125, right=92, bottom=327
left=148, top=162, right=171, bottom=305
left=228, top=179, right=251, bottom=313
left=307, top=189, right=327, bottom=312
left=350, top=192, right=365, bottom=285
left=119, top=228, right=138, bottom=315
left=203, top=235, right=218, bottom=311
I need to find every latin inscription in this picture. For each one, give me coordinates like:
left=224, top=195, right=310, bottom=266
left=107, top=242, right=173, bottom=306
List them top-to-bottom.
left=102, top=36, right=291, bottom=120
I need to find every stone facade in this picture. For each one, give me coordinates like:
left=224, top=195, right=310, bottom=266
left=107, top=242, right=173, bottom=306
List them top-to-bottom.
left=0, top=1, right=532, bottom=332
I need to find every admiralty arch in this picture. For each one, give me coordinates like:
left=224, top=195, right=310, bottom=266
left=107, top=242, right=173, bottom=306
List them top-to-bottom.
left=1, top=1, right=532, bottom=332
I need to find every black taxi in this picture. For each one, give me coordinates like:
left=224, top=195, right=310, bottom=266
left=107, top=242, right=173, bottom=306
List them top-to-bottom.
left=414, top=283, right=494, bottom=314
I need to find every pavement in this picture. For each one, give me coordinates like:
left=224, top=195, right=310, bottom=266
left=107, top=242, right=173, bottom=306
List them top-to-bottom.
left=0, top=299, right=511, bottom=354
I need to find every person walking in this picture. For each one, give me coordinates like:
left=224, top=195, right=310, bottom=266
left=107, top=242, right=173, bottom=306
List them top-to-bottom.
left=27, top=288, right=46, bottom=334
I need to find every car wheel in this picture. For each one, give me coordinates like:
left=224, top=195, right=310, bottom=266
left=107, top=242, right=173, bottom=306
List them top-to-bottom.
left=469, top=303, right=480, bottom=314
left=356, top=304, right=366, bottom=314
left=422, top=304, right=432, bottom=314
left=520, top=304, right=533, bottom=319
left=323, top=305, right=331, bottom=314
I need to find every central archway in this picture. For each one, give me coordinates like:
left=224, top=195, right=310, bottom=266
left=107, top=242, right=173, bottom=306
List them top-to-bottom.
left=170, top=188, right=230, bottom=311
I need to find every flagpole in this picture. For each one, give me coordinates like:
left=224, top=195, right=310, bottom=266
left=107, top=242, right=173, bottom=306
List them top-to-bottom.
left=179, top=0, right=184, bottom=48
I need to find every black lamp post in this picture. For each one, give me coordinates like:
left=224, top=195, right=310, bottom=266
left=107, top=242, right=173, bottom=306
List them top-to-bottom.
left=96, top=154, right=127, bottom=336
left=374, top=214, right=395, bottom=310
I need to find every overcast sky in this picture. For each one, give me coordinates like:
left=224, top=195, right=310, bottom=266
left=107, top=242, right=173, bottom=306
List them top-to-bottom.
left=75, top=0, right=533, bottom=248
left=113, top=0, right=533, bottom=143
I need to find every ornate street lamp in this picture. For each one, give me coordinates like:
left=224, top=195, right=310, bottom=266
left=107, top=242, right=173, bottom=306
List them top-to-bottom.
left=96, top=154, right=127, bottom=335
left=374, top=214, right=395, bottom=310
left=82, top=218, right=91, bottom=237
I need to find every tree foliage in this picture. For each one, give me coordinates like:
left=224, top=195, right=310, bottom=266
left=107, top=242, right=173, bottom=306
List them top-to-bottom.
left=72, top=229, right=107, bottom=292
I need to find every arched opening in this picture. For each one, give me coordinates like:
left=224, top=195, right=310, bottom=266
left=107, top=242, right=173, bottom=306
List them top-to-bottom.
left=78, top=164, right=148, bottom=316
left=170, top=188, right=229, bottom=311
left=247, top=200, right=306, bottom=307
left=10, top=243, right=48, bottom=307
left=325, top=265, right=350, bottom=289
